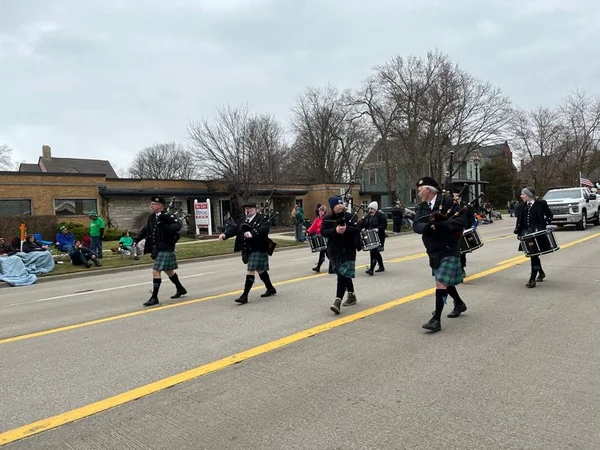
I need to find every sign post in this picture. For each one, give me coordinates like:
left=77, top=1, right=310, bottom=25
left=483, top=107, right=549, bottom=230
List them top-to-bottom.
left=194, top=199, right=212, bottom=236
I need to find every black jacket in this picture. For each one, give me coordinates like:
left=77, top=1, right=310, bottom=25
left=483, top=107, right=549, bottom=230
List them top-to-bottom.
left=413, top=194, right=469, bottom=260
left=514, top=200, right=553, bottom=236
left=391, top=205, right=403, bottom=220
left=359, top=210, right=387, bottom=246
left=321, top=211, right=360, bottom=261
left=137, top=212, right=181, bottom=255
left=223, top=213, right=271, bottom=253
left=22, top=240, right=46, bottom=253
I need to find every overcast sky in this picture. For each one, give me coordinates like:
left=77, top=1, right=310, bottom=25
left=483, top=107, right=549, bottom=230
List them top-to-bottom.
left=1, top=0, right=599, bottom=174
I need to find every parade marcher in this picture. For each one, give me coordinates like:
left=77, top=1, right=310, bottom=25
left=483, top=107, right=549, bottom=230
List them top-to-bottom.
left=413, top=177, right=470, bottom=333
left=514, top=187, right=553, bottom=288
left=136, top=196, right=187, bottom=307
left=321, top=196, right=360, bottom=314
left=218, top=201, right=277, bottom=304
left=360, top=201, right=388, bottom=275
left=391, top=201, right=404, bottom=233
left=307, top=204, right=328, bottom=273
left=88, top=210, right=105, bottom=259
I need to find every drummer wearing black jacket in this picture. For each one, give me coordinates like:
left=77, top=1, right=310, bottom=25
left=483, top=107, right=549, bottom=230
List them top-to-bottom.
left=413, top=177, right=470, bottom=333
left=514, top=187, right=553, bottom=288
left=137, top=196, right=187, bottom=307
left=321, top=196, right=360, bottom=315
left=218, top=201, right=277, bottom=304
left=360, top=201, right=388, bottom=275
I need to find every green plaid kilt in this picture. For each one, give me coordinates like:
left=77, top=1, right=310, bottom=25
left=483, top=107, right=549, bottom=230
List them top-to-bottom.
left=153, top=251, right=178, bottom=271
left=247, top=251, right=269, bottom=271
left=432, top=256, right=463, bottom=286
left=328, top=259, right=356, bottom=278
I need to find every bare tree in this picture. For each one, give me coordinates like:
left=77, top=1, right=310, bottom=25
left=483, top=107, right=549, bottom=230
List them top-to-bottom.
left=288, top=86, right=369, bottom=183
left=559, top=89, right=600, bottom=184
left=187, top=104, right=289, bottom=203
left=510, top=106, right=565, bottom=190
left=129, top=142, right=198, bottom=179
left=0, top=143, right=14, bottom=170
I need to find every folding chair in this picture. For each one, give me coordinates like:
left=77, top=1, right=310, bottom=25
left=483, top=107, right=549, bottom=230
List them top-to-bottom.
left=33, top=233, right=53, bottom=246
left=53, top=243, right=70, bottom=263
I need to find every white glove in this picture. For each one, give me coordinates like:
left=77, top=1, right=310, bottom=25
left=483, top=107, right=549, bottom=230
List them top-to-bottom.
left=244, top=231, right=253, bottom=238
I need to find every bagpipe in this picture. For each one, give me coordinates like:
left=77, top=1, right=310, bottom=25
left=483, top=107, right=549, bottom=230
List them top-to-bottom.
left=430, top=183, right=470, bottom=223
left=156, top=196, right=180, bottom=225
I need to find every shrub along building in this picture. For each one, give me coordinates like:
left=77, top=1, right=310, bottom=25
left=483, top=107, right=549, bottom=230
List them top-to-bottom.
left=359, top=139, right=516, bottom=208
left=0, top=145, right=362, bottom=239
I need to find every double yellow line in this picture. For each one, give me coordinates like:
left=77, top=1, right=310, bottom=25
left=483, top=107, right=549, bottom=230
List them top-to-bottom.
left=1, top=232, right=597, bottom=445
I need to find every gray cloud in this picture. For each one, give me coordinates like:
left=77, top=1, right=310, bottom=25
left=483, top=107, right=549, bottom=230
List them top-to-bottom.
left=1, top=0, right=598, bottom=171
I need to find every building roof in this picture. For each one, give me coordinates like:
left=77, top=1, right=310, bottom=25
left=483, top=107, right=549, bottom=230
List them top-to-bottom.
left=37, top=157, right=118, bottom=178
left=18, top=163, right=42, bottom=172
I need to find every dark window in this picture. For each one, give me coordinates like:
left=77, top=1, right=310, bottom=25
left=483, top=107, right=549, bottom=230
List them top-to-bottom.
left=369, top=169, right=376, bottom=185
left=0, top=199, right=32, bottom=217
left=54, top=199, right=98, bottom=216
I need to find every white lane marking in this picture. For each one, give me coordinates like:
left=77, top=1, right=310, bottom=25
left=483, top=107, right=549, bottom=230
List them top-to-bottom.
left=0, top=272, right=215, bottom=308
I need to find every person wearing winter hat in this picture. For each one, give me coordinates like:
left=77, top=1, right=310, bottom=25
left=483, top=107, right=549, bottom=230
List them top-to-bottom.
left=413, top=176, right=470, bottom=333
left=514, top=186, right=553, bottom=288
left=321, top=196, right=360, bottom=314
left=359, top=201, right=388, bottom=275
left=307, top=204, right=328, bottom=273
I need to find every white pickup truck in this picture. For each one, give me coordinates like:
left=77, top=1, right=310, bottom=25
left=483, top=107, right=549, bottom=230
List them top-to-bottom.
left=543, top=187, right=600, bottom=230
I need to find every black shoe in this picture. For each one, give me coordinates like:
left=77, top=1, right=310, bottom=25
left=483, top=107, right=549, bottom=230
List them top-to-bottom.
left=94, top=261, right=102, bottom=267
left=85, top=263, right=92, bottom=268
left=312, top=266, right=320, bottom=273
left=375, top=266, right=385, bottom=273
left=365, top=269, right=374, bottom=276
left=536, top=272, right=545, bottom=282
left=526, top=279, right=536, bottom=288
left=171, top=288, right=187, bottom=299
left=260, top=288, right=277, bottom=298
left=234, top=294, right=248, bottom=304
left=143, top=297, right=159, bottom=307
left=330, top=298, right=342, bottom=315
left=447, top=303, right=467, bottom=318
left=422, top=316, right=441, bottom=332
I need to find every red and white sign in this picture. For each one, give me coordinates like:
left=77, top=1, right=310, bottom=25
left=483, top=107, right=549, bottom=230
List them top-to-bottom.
left=194, top=199, right=212, bottom=235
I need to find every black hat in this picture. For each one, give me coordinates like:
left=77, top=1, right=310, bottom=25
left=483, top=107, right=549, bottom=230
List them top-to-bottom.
left=416, top=177, right=440, bottom=190
left=151, top=196, right=166, bottom=205
left=243, top=202, right=257, bottom=208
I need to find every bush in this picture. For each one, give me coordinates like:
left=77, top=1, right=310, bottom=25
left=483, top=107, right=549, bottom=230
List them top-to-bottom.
left=0, top=216, right=58, bottom=242
left=103, top=228, right=124, bottom=241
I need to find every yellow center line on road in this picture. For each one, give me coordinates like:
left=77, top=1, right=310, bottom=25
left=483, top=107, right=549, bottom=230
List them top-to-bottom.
left=1, top=231, right=598, bottom=445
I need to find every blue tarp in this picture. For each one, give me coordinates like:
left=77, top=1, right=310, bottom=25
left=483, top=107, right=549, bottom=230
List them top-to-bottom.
left=0, top=251, right=55, bottom=286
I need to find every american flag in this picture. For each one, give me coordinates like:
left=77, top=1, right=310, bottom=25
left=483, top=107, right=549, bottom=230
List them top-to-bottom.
left=580, top=174, right=594, bottom=187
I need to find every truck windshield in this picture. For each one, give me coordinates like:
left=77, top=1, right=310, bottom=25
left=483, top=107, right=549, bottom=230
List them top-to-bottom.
left=543, top=189, right=581, bottom=200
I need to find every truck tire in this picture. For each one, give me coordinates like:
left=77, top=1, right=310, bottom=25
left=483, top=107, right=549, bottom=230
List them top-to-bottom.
left=576, top=211, right=587, bottom=230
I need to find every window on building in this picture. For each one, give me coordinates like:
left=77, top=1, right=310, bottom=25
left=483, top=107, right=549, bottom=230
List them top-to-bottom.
left=369, top=169, right=377, bottom=186
left=410, top=189, right=418, bottom=204
left=0, top=199, right=32, bottom=217
left=54, top=199, right=98, bottom=216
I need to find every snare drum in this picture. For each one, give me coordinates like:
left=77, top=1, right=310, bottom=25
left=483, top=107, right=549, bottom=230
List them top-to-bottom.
left=460, top=227, right=483, bottom=254
left=520, top=228, right=560, bottom=257
left=360, top=229, right=381, bottom=251
left=308, top=235, right=328, bottom=253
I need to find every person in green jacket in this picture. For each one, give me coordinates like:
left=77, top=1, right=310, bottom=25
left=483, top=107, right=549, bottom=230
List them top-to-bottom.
left=88, top=210, right=105, bottom=259
left=118, top=230, right=140, bottom=260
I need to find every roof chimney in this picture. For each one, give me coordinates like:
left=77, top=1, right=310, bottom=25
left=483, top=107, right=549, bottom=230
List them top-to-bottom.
left=42, top=145, right=51, bottom=159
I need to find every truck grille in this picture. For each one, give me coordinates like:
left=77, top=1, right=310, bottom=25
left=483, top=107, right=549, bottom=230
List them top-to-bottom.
left=550, top=206, right=569, bottom=215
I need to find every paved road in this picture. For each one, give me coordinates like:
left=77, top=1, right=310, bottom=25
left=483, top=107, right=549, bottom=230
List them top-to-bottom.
left=1, top=219, right=599, bottom=449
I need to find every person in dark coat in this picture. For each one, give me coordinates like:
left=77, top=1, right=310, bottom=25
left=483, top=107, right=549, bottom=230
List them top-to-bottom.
left=413, top=177, right=470, bottom=333
left=514, top=187, right=553, bottom=288
left=136, top=196, right=187, bottom=307
left=321, top=196, right=360, bottom=315
left=218, top=201, right=277, bottom=304
left=359, top=201, right=388, bottom=275
left=391, top=202, right=404, bottom=233
left=22, top=235, right=49, bottom=253
left=69, top=240, right=102, bottom=267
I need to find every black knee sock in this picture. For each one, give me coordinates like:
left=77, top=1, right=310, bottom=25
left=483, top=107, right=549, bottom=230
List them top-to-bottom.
left=317, top=251, right=325, bottom=267
left=369, top=251, right=376, bottom=270
left=375, top=252, right=384, bottom=268
left=258, top=271, right=274, bottom=290
left=169, top=273, right=184, bottom=290
left=243, top=275, right=255, bottom=296
left=336, top=276, right=346, bottom=299
left=152, top=278, right=162, bottom=297
left=346, top=278, right=354, bottom=293
left=446, top=285, right=464, bottom=306
left=433, top=289, right=448, bottom=320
